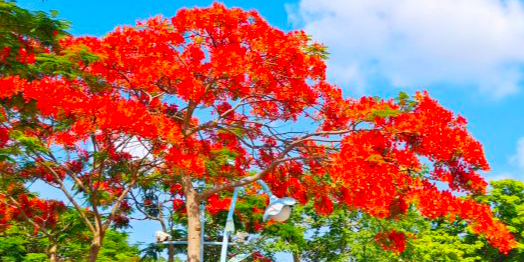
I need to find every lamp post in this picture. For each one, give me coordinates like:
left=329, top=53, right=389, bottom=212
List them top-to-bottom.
left=156, top=179, right=296, bottom=262
left=219, top=180, right=297, bottom=262
left=155, top=181, right=210, bottom=261
left=156, top=202, right=232, bottom=260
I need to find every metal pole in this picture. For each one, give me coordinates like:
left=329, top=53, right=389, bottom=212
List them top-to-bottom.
left=219, top=180, right=277, bottom=262
left=257, top=180, right=277, bottom=202
left=219, top=187, right=240, bottom=262
left=200, top=202, right=205, bottom=261
left=160, top=241, right=233, bottom=245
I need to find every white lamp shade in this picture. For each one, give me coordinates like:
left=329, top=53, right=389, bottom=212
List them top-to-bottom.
left=263, top=197, right=296, bottom=222
left=270, top=205, right=291, bottom=222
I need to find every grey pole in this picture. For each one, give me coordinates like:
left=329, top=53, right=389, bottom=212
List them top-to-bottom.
left=217, top=179, right=297, bottom=262
left=219, top=180, right=276, bottom=262
left=256, top=180, right=278, bottom=202
left=219, top=186, right=241, bottom=262
left=200, top=202, right=205, bottom=261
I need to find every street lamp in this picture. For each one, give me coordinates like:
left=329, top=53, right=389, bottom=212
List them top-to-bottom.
left=155, top=179, right=296, bottom=262
left=219, top=180, right=297, bottom=262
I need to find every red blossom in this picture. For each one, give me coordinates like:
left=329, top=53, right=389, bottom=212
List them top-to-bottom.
left=375, top=230, right=407, bottom=254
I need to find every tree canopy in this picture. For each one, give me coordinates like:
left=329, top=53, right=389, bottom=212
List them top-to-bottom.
left=0, top=2, right=518, bottom=262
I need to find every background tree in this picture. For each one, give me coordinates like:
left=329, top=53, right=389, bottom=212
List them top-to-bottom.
left=0, top=0, right=70, bottom=78
left=0, top=1, right=140, bottom=261
left=0, top=3, right=518, bottom=262
left=271, top=179, right=524, bottom=262
left=462, top=179, right=524, bottom=261
left=130, top=180, right=183, bottom=262
left=276, top=202, right=483, bottom=262
left=0, top=212, right=141, bottom=262
left=0, top=225, right=49, bottom=262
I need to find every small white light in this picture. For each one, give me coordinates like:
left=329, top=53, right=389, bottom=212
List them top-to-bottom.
left=155, top=231, right=172, bottom=242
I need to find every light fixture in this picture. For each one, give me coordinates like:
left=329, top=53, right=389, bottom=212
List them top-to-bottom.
left=219, top=179, right=297, bottom=262
left=263, top=196, right=297, bottom=222
left=154, top=231, right=172, bottom=242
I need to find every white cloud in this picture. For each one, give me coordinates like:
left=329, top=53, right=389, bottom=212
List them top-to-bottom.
left=287, top=0, right=524, bottom=97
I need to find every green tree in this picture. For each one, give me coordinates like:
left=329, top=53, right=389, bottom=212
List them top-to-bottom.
left=0, top=0, right=70, bottom=78
left=463, top=179, right=524, bottom=261
left=274, top=180, right=524, bottom=262
left=277, top=204, right=483, bottom=262
left=0, top=222, right=141, bottom=262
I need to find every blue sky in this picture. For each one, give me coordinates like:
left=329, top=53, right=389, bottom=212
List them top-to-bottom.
left=16, top=0, right=524, bottom=260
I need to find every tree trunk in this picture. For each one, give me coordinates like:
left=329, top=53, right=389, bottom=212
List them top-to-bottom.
left=186, top=191, right=202, bottom=262
left=88, top=231, right=104, bottom=262
left=48, top=243, right=58, bottom=262
left=167, top=245, right=175, bottom=262
left=293, top=251, right=301, bottom=262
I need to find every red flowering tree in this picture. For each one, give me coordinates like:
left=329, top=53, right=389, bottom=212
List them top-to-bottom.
left=0, top=3, right=517, bottom=262
left=0, top=159, right=75, bottom=262
left=0, top=183, right=66, bottom=262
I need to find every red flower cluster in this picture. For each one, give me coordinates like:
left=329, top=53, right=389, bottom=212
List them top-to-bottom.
left=329, top=93, right=516, bottom=253
left=0, top=193, right=65, bottom=233
left=206, top=194, right=232, bottom=214
left=375, top=229, right=407, bottom=254
left=251, top=251, right=272, bottom=262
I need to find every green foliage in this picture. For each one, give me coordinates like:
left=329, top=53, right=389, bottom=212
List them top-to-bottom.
left=0, top=0, right=70, bottom=78
left=0, top=0, right=101, bottom=86
left=0, top=1, right=69, bottom=45
left=305, top=43, right=329, bottom=59
left=36, top=45, right=101, bottom=79
left=395, top=91, right=418, bottom=112
left=368, top=106, right=401, bottom=119
left=10, top=130, right=48, bottom=153
left=205, top=147, right=239, bottom=178
left=269, top=179, right=524, bottom=262
left=463, top=179, right=524, bottom=261
left=261, top=202, right=484, bottom=262
left=286, top=204, right=401, bottom=262
left=0, top=214, right=141, bottom=261
left=264, top=222, right=305, bottom=248
left=409, top=224, right=483, bottom=262
left=0, top=227, right=27, bottom=262
left=96, top=231, right=141, bottom=262
left=23, top=253, right=48, bottom=262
